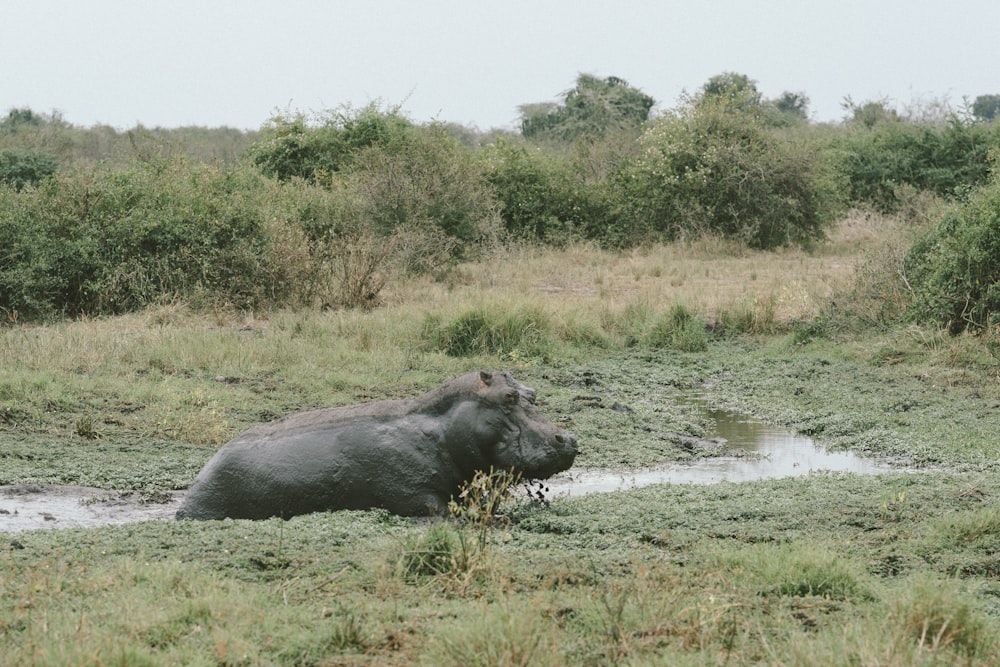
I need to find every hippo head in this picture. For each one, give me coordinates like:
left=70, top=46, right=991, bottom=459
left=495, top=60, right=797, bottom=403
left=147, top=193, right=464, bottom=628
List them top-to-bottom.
left=470, top=371, right=577, bottom=479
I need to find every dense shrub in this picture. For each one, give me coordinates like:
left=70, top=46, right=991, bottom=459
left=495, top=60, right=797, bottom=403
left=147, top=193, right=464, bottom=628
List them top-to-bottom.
left=618, top=97, right=837, bottom=248
left=248, top=104, right=413, bottom=182
left=250, top=109, right=501, bottom=280
left=834, top=117, right=1000, bottom=211
left=345, top=124, right=501, bottom=254
left=482, top=141, right=623, bottom=246
left=0, top=149, right=57, bottom=189
left=0, top=159, right=296, bottom=319
left=904, top=170, right=1000, bottom=333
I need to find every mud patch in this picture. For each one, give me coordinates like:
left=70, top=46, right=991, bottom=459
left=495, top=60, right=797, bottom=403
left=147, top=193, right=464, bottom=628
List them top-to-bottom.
left=0, top=484, right=182, bottom=533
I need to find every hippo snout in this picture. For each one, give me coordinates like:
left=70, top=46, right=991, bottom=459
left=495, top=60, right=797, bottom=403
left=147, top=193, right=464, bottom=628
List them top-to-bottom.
left=556, top=431, right=578, bottom=452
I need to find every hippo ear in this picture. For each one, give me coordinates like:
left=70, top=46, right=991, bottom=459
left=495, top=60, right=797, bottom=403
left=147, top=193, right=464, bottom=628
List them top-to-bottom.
left=479, top=371, right=493, bottom=385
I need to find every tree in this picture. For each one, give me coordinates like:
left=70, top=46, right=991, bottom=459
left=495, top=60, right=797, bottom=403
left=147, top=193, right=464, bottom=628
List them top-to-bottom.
left=698, top=72, right=762, bottom=111
left=519, top=74, right=654, bottom=141
left=773, top=91, right=809, bottom=119
left=972, top=94, right=1000, bottom=122
left=842, top=96, right=900, bottom=128
left=0, top=108, right=46, bottom=133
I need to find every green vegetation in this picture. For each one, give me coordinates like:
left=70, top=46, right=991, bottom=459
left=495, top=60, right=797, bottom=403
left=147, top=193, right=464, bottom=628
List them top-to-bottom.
left=518, top=73, right=654, bottom=141
left=3, top=74, right=1000, bottom=664
left=4, top=74, right=1000, bottom=322
left=619, top=93, right=837, bottom=248
left=0, top=149, right=57, bottom=189
left=904, top=170, right=1000, bottom=333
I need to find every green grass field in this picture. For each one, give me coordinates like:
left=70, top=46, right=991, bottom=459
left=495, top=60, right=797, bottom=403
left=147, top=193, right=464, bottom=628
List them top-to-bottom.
left=3, top=225, right=1000, bottom=665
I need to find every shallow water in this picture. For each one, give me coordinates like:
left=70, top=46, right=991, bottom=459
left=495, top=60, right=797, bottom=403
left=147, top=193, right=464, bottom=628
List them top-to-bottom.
left=544, top=401, right=897, bottom=496
left=0, top=485, right=182, bottom=533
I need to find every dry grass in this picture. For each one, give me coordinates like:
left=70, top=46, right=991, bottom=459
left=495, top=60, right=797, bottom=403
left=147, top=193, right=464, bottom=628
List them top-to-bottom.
left=387, top=223, right=868, bottom=328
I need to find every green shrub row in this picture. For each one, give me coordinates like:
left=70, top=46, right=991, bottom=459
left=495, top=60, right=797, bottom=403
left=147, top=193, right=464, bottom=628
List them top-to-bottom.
left=4, top=93, right=1000, bottom=325
left=834, top=117, right=1000, bottom=211
left=0, top=160, right=296, bottom=320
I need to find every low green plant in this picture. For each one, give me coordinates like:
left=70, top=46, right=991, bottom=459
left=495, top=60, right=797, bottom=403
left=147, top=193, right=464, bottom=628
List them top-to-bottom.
left=646, top=303, right=708, bottom=351
left=422, top=304, right=554, bottom=359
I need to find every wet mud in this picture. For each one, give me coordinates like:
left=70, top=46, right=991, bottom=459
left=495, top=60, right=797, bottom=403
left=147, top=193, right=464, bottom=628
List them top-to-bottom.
left=0, top=484, right=182, bottom=533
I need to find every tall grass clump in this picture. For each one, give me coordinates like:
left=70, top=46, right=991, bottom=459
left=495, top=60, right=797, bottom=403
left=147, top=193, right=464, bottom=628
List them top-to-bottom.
left=0, top=158, right=296, bottom=319
left=715, top=295, right=780, bottom=335
left=646, top=303, right=708, bottom=351
left=422, top=304, right=555, bottom=359
left=713, top=542, right=872, bottom=602
left=885, top=574, right=995, bottom=661
left=425, top=597, right=557, bottom=667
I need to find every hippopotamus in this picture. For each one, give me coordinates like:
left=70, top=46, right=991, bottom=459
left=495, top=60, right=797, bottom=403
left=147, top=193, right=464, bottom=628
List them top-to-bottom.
left=176, top=371, right=577, bottom=520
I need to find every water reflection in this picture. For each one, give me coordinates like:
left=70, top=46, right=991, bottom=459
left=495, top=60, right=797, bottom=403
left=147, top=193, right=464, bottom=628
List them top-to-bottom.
left=547, top=401, right=895, bottom=496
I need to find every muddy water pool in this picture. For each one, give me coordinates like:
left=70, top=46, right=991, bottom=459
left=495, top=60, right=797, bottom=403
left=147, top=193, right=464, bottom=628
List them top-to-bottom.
left=1, top=400, right=898, bottom=533
left=543, top=400, right=898, bottom=496
left=0, top=485, right=182, bottom=533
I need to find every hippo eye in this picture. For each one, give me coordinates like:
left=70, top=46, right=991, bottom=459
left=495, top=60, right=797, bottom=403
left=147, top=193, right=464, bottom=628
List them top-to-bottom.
left=504, top=389, right=520, bottom=405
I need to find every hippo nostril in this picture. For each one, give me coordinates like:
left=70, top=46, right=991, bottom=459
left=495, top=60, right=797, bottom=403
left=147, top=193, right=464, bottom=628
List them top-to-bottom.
left=556, top=433, right=578, bottom=450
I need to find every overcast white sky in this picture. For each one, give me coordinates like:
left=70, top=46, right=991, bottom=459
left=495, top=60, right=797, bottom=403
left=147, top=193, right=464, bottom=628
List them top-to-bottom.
left=3, top=0, right=998, bottom=131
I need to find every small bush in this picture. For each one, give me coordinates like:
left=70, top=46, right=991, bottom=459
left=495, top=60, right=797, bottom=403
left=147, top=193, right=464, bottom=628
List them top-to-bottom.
left=483, top=140, right=622, bottom=246
left=903, top=170, right=1000, bottom=332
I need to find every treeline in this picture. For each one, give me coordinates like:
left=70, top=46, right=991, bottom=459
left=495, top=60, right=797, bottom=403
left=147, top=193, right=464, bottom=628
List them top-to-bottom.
left=2, top=74, right=1000, bottom=332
